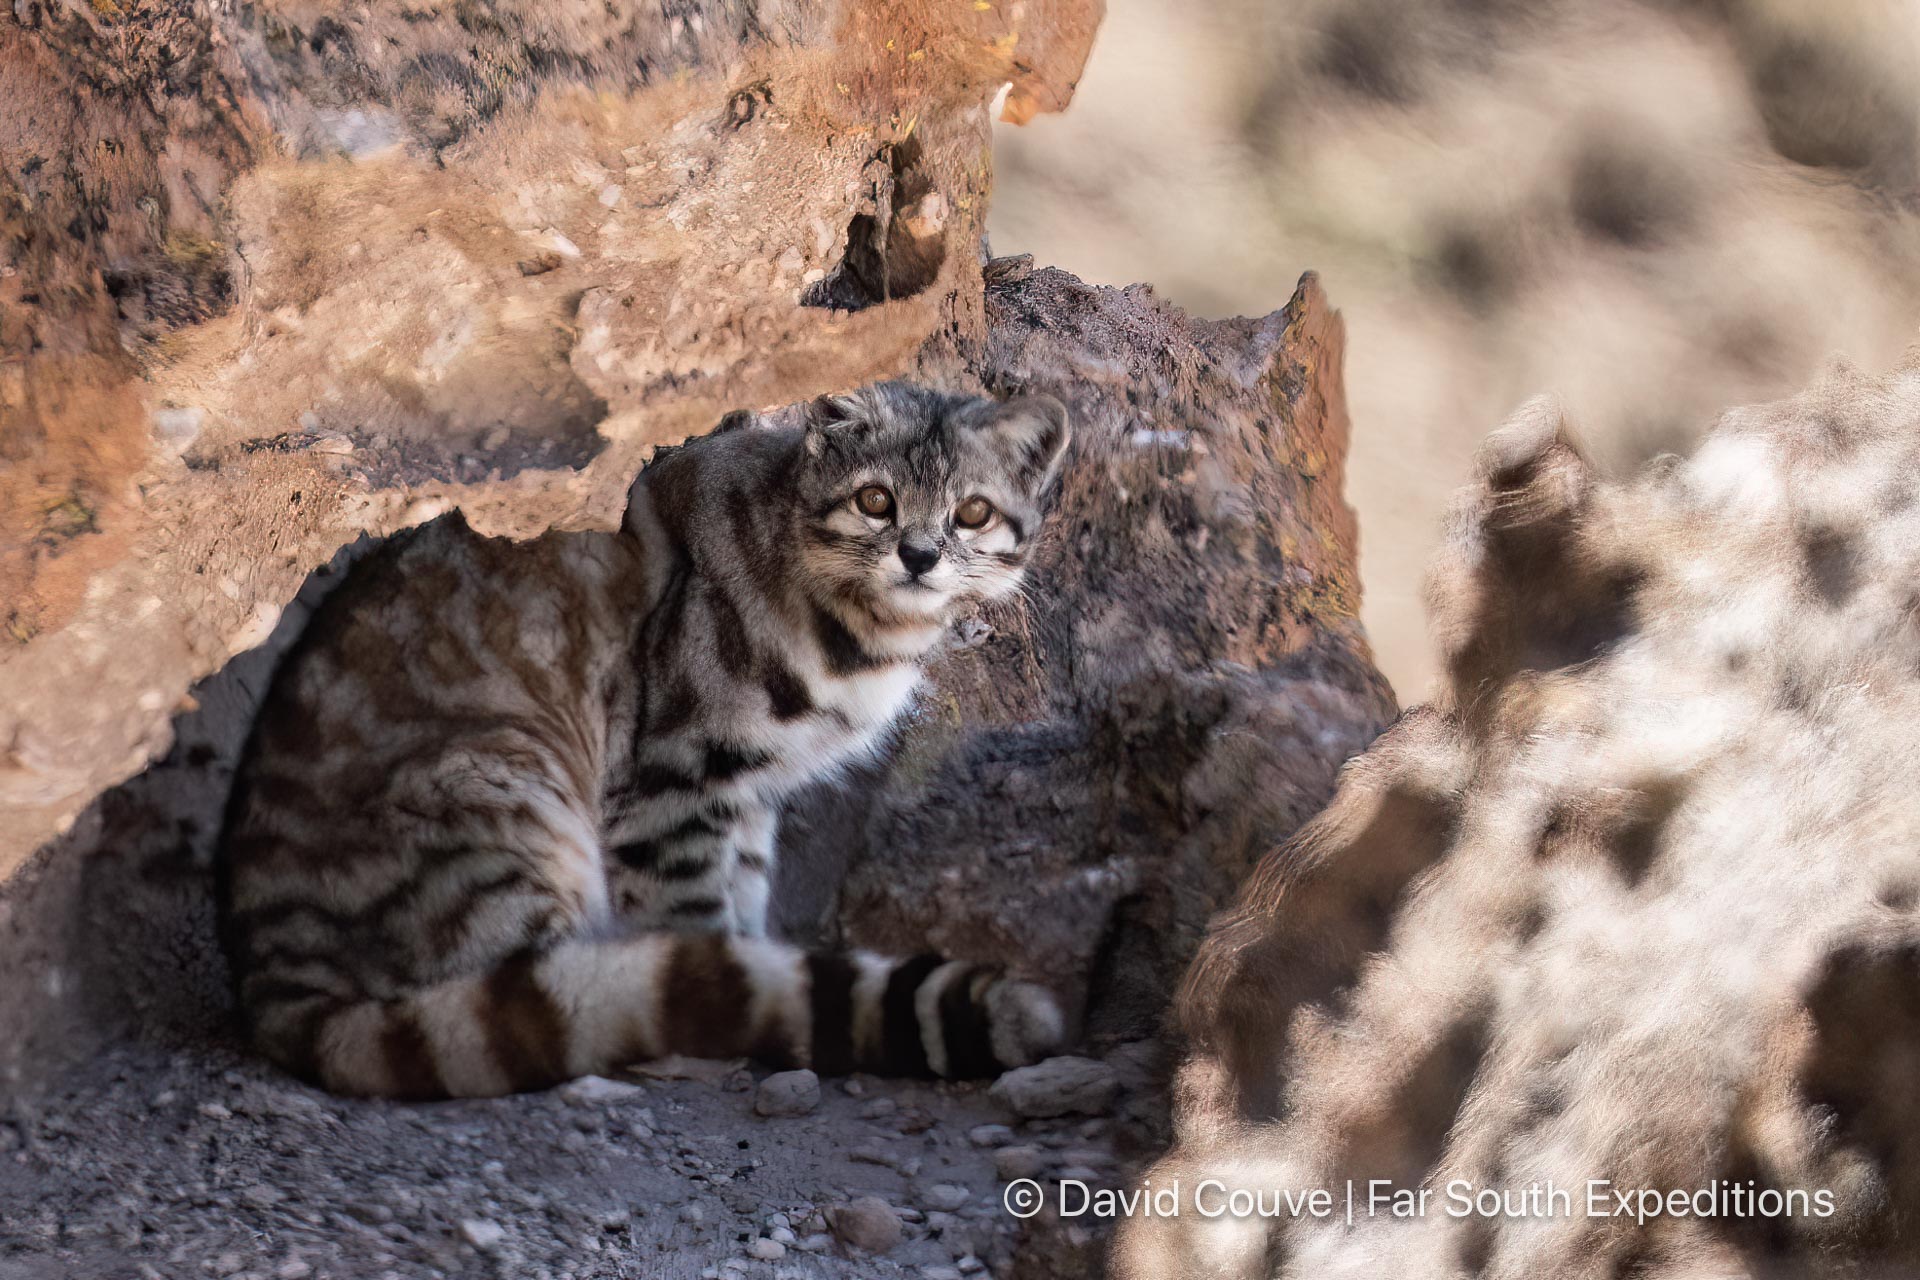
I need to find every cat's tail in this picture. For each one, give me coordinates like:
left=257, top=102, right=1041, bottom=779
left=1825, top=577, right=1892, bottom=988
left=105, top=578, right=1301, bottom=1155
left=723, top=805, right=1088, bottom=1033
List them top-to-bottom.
left=247, top=935, right=1065, bottom=1099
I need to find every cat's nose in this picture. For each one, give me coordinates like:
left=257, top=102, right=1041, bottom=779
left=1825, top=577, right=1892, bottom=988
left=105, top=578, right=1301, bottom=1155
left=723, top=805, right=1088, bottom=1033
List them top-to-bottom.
left=898, top=540, right=941, bottom=577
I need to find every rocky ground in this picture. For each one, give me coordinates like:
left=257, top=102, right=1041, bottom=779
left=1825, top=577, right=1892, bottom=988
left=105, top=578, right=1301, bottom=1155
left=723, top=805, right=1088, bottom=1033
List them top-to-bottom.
left=0, top=1040, right=1161, bottom=1279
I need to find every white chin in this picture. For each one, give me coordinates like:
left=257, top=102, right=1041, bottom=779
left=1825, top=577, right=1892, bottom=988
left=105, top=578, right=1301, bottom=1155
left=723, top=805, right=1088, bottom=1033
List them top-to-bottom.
left=887, top=584, right=951, bottom=616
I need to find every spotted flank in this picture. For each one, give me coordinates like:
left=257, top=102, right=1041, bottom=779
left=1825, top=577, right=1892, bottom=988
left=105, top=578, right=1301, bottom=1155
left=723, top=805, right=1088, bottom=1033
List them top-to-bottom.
left=218, top=382, right=1071, bottom=1098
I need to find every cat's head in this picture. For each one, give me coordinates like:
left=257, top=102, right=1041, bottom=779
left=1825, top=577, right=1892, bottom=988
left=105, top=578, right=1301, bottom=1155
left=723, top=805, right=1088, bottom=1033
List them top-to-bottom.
left=793, top=382, right=1071, bottom=624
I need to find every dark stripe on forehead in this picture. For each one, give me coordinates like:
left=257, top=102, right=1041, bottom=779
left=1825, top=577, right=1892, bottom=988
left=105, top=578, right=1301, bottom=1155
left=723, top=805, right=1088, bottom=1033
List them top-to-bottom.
left=904, top=427, right=960, bottom=476
left=812, top=607, right=892, bottom=676
left=484, top=950, right=569, bottom=1089
left=807, top=953, right=859, bottom=1075
left=880, top=954, right=944, bottom=1076
left=380, top=1009, right=445, bottom=1100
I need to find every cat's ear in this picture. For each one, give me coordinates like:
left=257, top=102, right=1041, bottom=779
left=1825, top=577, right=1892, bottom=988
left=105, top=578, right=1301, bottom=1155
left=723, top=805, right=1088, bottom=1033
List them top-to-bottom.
left=803, top=393, right=870, bottom=458
left=978, top=395, right=1070, bottom=493
left=712, top=408, right=755, bottom=435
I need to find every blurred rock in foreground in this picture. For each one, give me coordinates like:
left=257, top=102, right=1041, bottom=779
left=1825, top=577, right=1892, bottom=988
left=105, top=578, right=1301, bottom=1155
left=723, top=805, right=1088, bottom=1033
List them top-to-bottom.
left=1118, top=354, right=1920, bottom=1277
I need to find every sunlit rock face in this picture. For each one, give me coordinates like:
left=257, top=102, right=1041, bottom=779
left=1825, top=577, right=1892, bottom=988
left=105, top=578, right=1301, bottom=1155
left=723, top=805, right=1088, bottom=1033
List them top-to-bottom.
left=0, top=0, right=1100, bottom=878
left=1119, top=356, right=1920, bottom=1279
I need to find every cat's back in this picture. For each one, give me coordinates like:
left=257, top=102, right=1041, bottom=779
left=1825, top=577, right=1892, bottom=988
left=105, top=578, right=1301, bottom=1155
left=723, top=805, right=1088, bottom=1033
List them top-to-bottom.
left=225, top=512, right=652, bottom=858
left=279, top=513, right=646, bottom=722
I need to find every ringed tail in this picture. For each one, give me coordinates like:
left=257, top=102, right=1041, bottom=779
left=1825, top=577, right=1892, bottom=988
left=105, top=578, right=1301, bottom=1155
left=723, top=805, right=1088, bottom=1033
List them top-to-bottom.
left=242, top=935, right=1065, bottom=1099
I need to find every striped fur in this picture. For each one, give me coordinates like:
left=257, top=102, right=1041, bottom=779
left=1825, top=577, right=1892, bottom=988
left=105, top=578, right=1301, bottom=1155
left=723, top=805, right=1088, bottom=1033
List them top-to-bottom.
left=217, top=383, right=1071, bottom=1098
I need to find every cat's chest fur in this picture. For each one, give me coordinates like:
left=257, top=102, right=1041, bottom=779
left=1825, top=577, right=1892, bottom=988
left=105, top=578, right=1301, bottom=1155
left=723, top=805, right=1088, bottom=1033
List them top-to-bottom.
left=594, top=569, right=941, bottom=842
left=617, top=659, right=922, bottom=806
left=739, top=661, right=918, bottom=797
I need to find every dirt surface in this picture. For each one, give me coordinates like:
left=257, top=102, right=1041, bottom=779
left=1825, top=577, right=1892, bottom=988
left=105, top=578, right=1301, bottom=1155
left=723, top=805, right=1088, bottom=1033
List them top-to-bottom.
left=0, top=1037, right=1161, bottom=1279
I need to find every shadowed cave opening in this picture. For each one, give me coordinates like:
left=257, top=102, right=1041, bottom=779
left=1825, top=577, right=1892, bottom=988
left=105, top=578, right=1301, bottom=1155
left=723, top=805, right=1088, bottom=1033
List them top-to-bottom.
left=801, top=138, right=948, bottom=313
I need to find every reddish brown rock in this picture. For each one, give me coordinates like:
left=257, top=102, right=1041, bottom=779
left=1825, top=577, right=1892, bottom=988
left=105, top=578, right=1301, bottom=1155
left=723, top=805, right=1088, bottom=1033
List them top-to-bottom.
left=0, top=0, right=1102, bottom=880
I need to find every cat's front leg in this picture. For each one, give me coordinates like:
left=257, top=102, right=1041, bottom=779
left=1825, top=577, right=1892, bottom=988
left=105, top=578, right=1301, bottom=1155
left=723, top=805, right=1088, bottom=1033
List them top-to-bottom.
left=604, top=801, right=776, bottom=937
left=720, top=803, right=777, bottom=938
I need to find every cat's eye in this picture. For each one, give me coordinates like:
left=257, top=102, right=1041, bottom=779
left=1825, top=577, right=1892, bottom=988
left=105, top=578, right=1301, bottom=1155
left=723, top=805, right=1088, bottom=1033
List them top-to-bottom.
left=854, top=486, right=895, bottom=519
left=954, top=497, right=995, bottom=529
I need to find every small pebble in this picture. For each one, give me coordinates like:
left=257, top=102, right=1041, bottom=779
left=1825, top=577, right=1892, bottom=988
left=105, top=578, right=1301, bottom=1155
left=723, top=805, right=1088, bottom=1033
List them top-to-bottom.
left=988, top=1057, right=1120, bottom=1119
left=754, top=1070, right=821, bottom=1118
left=559, top=1075, right=646, bottom=1107
left=993, top=1146, right=1048, bottom=1182
left=922, top=1184, right=971, bottom=1213
left=828, top=1197, right=902, bottom=1253
left=458, top=1220, right=505, bottom=1251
